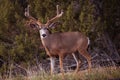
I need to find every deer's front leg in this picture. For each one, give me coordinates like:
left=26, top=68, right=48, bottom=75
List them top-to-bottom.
left=59, top=56, right=64, bottom=79
left=50, top=57, right=55, bottom=75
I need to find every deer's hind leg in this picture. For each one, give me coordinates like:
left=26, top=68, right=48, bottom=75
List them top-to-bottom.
left=78, top=50, right=92, bottom=71
left=72, top=53, right=81, bottom=73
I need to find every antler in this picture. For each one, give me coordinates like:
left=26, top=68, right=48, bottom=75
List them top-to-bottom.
left=24, top=5, right=42, bottom=26
left=45, top=5, right=63, bottom=26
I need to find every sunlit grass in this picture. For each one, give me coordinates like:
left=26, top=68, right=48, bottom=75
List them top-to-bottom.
left=2, top=67, right=120, bottom=80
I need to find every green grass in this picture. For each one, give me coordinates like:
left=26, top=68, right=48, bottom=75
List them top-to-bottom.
left=2, top=67, right=120, bottom=80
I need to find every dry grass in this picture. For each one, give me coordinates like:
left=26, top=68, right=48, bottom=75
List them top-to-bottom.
left=2, top=67, right=120, bottom=80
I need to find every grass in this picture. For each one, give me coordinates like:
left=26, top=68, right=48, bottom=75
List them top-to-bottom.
left=2, top=67, right=120, bottom=80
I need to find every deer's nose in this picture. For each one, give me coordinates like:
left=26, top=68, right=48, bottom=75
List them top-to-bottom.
left=42, top=34, right=47, bottom=37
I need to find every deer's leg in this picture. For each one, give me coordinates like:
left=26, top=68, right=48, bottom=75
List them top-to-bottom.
left=79, top=50, right=92, bottom=71
left=72, top=53, right=80, bottom=73
left=59, top=56, right=64, bottom=79
left=50, top=57, right=55, bottom=75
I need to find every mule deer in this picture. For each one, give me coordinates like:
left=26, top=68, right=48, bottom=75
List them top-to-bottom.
left=25, top=5, right=91, bottom=79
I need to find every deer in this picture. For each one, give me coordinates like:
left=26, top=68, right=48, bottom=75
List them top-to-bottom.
left=24, top=5, right=92, bottom=79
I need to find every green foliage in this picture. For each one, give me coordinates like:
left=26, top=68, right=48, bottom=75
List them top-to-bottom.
left=0, top=0, right=119, bottom=75
left=0, top=0, right=43, bottom=70
left=79, top=0, right=105, bottom=40
left=103, top=0, right=120, bottom=37
left=0, top=44, right=6, bottom=56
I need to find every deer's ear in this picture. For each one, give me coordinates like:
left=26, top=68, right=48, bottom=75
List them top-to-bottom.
left=48, top=22, right=61, bottom=28
left=29, top=23, right=41, bottom=30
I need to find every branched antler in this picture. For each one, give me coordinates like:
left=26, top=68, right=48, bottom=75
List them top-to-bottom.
left=24, top=5, right=42, bottom=26
left=24, top=5, right=63, bottom=28
left=45, top=5, right=63, bottom=26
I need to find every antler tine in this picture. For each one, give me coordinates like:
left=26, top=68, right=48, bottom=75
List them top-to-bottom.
left=24, top=5, right=42, bottom=25
left=24, top=5, right=30, bottom=17
left=25, top=5, right=35, bottom=20
left=45, top=5, right=63, bottom=26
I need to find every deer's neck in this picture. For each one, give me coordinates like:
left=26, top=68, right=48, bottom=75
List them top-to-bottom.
left=39, top=29, right=50, bottom=48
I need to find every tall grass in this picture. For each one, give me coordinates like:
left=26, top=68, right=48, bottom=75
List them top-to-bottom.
left=2, top=67, right=120, bottom=80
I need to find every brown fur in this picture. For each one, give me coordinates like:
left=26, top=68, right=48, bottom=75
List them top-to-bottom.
left=25, top=5, right=91, bottom=79
left=40, top=31, right=92, bottom=80
left=42, top=32, right=88, bottom=56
